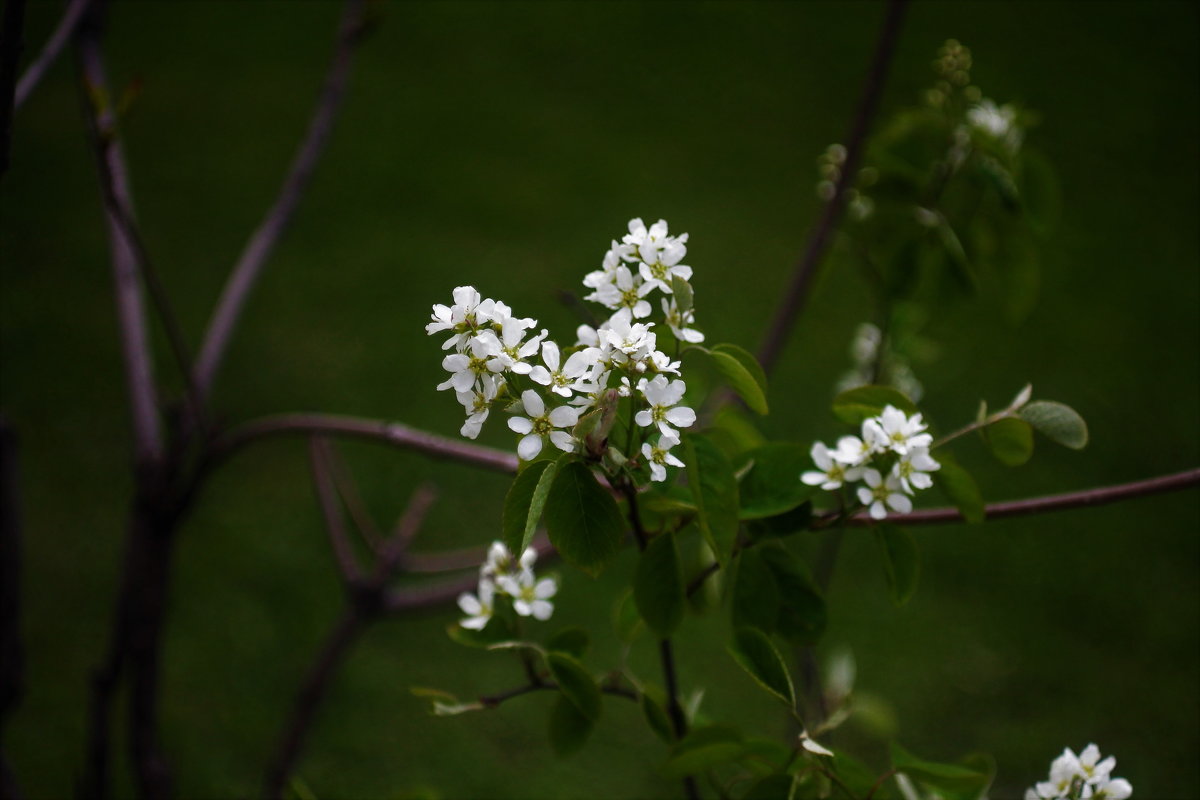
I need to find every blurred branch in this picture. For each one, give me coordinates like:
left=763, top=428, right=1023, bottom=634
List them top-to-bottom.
left=0, top=0, right=24, bottom=180
left=14, top=0, right=91, bottom=109
left=194, top=0, right=370, bottom=402
left=755, top=0, right=909, bottom=376
left=76, top=11, right=164, bottom=470
left=209, top=413, right=519, bottom=474
left=0, top=419, right=25, bottom=800
left=309, top=437, right=361, bottom=583
left=327, top=443, right=384, bottom=549
left=836, top=466, right=1200, bottom=526
left=263, top=482, right=435, bottom=800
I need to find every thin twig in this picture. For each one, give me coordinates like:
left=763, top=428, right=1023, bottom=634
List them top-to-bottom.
left=14, top=0, right=91, bottom=109
left=194, top=0, right=370, bottom=401
left=755, top=0, right=909, bottom=376
left=77, top=15, right=163, bottom=469
left=208, top=412, right=519, bottom=474
left=309, top=437, right=361, bottom=583
left=327, top=445, right=384, bottom=549
left=371, top=484, right=438, bottom=582
left=403, top=532, right=553, bottom=574
left=479, top=680, right=638, bottom=709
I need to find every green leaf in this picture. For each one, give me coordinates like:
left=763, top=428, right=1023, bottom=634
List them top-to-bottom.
left=671, top=275, right=694, bottom=314
left=709, top=344, right=770, bottom=415
left=832, top=385, right=918, bottom=425
left=1019, top=400, right=1088, bottom=450
left=982, top=416, right=1034, bottom=466
left=684, top=434, right=740, bottom=567
left=737, top=443, right=816, bottom=519
left=933, top=455, right=985, bottom=524
left=501, top=457, right=563, bottom=555
left=544, top=461, right=625, bottom=575
left=875, top=525, right=919, bottom=606
left=634, top=531, right=685, bottom=637
left=758, top=545, right=826, bottom=645
left=731, top=549, right=780, bottom=634
left=613, top=589, right=643, bottom=643
left=546, top=627, right=590, bottom=659
left=729, top=627, right=796, bottom=708
left=545, top=652, right=601, bottom=721
left=640, top=691, right=674, bottom=744
left=548, top=692, right=594, bottom=757
left=664, top=725, right=745, bottom=778
left=890, top=742, right=991, bottom=800
left=742, top=774, right=795, bottom=800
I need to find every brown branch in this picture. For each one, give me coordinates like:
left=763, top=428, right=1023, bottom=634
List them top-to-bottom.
left=14, top=0, right=91, bottom=109
left=194, top=0, right=370, bottom=402
left=755, top=0, right=909, bottom=376
left=76, top=8, right=163, bottom=470
left=208, top=413, right=519, bottom=474
left=308, top=437, right=361, bottom=583
left=328, top=445, right=384, bottom=550
left=402, top=532, right=553, bottom=574
left=479, top=679, right=638, bottom=709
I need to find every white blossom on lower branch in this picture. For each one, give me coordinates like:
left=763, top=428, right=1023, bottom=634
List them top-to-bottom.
left=1026, top=744, right=1131, bottom=800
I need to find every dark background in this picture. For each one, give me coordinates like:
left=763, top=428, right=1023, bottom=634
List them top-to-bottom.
left=1, top=1, right=1197, bottom=797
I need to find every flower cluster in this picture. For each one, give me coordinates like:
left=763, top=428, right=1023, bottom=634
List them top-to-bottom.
left=967, top=98, right=1023, bottom=153
left=427, top=218, right=700, bottom=482
left=801, top=404, right=941, bottom=520
left=457, top=541, right=558, bottom=630
left=1025, top=744, right=1132, bottom=800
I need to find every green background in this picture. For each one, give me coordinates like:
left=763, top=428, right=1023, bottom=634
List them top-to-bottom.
left=2, top=1, right=1197, bottom=797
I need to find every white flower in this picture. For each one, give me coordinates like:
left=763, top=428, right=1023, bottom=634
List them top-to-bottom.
left=967, top=99, right=1020, bottom=143
left=623, top=218, right=692, bottom=292
left=582, top=240, right=630, bottom=289
left=586, top=265, right=655, bottom=318
left=426, top=286, right=498, bottom=351
left=662, top=297, right=704, bottom=343
left=601, top=308, right=657, bottom=362
left=480, top=318, right=545, bottom=376
left=437, top=335, right=501, bottom=392
left=528, top=341, right=598, bottom=398
left=644, top=349, right=682, bottom=375
left=455, top=374, right=501, bottom=439
left=634, top=376, right=696, bottom=436
left=507, top=390, right=581, bottom=461
left=864, top=405, right=933, bottom=456
left=641, top=432, right=685, bottom=482
left=831, top=433, right=880, bottom=466
left=801, top=442, right=864, bottom=490
left=891, top=447, right=940, bottom=494
left=856, top=468, right=912, bottom=520
left=481, top=540, right=536, bottom=579
left=496, top=570, right=557, bottom=620
left=457, top=578, right=496, bottom=631
left=798, top=730, right=834, bottom=757
left=1028, top=744, right=1131, bottom=800
left=1076, top=744, right=1117, bottom=786
left=1094, top=778, right=1132, bottom=800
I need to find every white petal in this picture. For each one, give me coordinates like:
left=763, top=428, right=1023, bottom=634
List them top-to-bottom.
left=521, top=389, right=544, bottom=418
left=548, top=405, right=580, bottom=428
left=665, top=406, right=696, bottom=428
left=508, top=417, right=533, bottom=435
left=549, top=430, right=576, bottom=452
left=517, top=433, right=543, bottom=461
left=887, top=493, right=912, bottom=513
left=534, top=578, right=557, bottom=599
left=457, top=593, right=481, bottom=615
left=530, top=600, right=554, bottom=621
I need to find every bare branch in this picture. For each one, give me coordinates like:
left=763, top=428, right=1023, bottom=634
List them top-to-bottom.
left=14, top=0, right=91, bottom=109
left=76, top=0, right=163, bottom=469
left=194, top=0, right=370, bottom=401
left=755, top=0, right=909, bottom=376
left=209, top=413, right=519, bottom=475
left=308, top=437, right=360, bottom=583
left=327, top=444, right=383, bottom=549
left=371, top=483, right=438, bottom=581
left=403, top=532, right=553, bottom=574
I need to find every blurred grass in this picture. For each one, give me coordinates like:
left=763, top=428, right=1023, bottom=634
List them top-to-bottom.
left=1, top=0, right=1197, bottom=798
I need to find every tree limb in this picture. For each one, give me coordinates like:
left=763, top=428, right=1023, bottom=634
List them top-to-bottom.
left=14, top=0, right=91, bottom=109
left=194, top=0, right=370, bottom=402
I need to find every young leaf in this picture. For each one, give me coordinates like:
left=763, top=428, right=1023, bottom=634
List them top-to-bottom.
left=671, top=275, right=694, bottom=314
left=711, top=343, right=769, bottom=415
left=832, top=385, right=918, bottom=425
left=1019, top=400, right=1088, bottom=450
left=982, top=416, right=1034, bottom=466
left=683, top=434, right=740, bottom=567
left=737, top=443, right=816, bottom=519
left=932, top=455, right=985, bottom=524
left=501, top=460, right=552, bottom=555
left=544, top=461, right=625, bottom=576
left=875, top=525, right=920, bottom=606
left=634, top=531, right=685, bottom=637
left=758, top=545, right=826, bottom=646
left=731, top=549, right=780, bottom=634
left=546, top=627, right=590, bottom=659
left=729, top=627, right=796, bottom=708
left=545, top=652, right=601, bottom=721
left=640, top=691, right=674, bottom=744
left=548, top=693, right=594, bottom=757
left=664, top=725, right=746, bottom=778
left=890, top=742, right=992, bottom=800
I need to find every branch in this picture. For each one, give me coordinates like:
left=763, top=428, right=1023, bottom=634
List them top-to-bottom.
left=0, top=0, right=25, bottom=181
left=14, top=0, right=91, bottom=110
left=194, top=0, right=370, bottom=402
left=755, top=0, right=909, bottom=376
left=76, top=10, right=164, bottom=469
left=209, top=413, right=519, bottom=474
left=308, top=437, right=361, bottom=583
left=402, top=531, right=553, bottom=574
left=478, top=679, right=637, bottom=709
